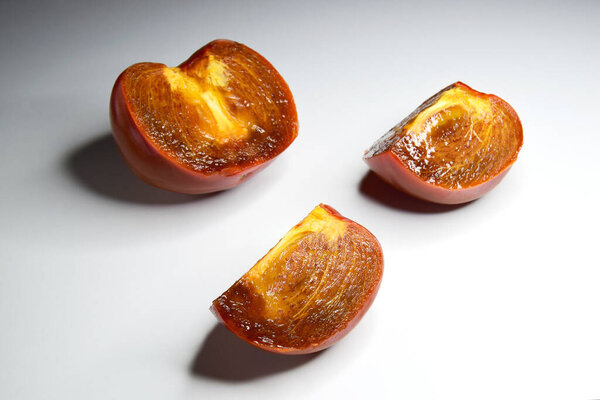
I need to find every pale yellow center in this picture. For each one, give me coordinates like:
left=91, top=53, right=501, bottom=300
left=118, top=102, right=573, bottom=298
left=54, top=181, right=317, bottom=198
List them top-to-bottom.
left=162, top=57, right=248, bottom=142
left=405, top=87, right=492, bottom=143
left=245, top=205, right=347, bottom=318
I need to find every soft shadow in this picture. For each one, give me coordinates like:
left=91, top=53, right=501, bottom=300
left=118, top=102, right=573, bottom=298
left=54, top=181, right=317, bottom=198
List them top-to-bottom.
left=65, top=133, right=215, bottom=204
left=359, top=171, right=469, bottom=213
left=190, top=324, right=320, bottom=381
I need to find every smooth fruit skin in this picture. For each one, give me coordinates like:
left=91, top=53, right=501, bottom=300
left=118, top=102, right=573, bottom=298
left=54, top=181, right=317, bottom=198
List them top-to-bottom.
left=109, top=40, right=297, bottom=194
left=364, top=82, right=522, bottom=204
left=364, top=150, right=512, bottom=205
left=211, top=204, right=384, bottom=355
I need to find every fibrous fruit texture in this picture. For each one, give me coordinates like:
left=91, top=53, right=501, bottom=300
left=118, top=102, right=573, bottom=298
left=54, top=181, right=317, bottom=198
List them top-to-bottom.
left=110, top=39, right=298, bottom=194
left=364, top=82, right=523, bottom=204
left=212, top=204, right=384, bottom=354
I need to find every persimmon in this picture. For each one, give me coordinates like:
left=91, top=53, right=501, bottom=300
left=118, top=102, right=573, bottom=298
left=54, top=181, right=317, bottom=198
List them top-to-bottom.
left=110, top=39, right=298, bottom=194
left=364, top=82, right=523, bottom=204
left=211, top=204, right=384, bottom=355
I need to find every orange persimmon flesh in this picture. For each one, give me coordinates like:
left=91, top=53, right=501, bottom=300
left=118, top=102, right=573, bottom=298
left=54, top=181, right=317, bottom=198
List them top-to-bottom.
left=119, top=40, right=297, bottom=173
left=365, top=82, right=522, bottom=190
left=211, top=204, right=384, bottom=354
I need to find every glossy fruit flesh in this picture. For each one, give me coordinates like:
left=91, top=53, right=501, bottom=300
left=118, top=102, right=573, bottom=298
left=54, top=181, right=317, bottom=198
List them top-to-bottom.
left=110, top=39, right=297, bottom=193
left=364, top=82, right=522, bottom=203
left=212, top=204, right=384, bottom=354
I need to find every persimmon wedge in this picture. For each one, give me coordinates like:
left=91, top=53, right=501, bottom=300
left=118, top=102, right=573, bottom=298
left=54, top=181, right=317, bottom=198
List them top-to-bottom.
left=110, top=39, right=298, bottom=194
left=364, top=82, right=523, bottom=204
left=211, top=204, right=384, bottom=355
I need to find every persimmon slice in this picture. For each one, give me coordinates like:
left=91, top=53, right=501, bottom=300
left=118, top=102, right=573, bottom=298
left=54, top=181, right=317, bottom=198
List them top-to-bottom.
left=110, top=39, right=298, bottom=194
left=364, top=82, right=523, bottom=204
left=211, top=204, right=384, bottom=355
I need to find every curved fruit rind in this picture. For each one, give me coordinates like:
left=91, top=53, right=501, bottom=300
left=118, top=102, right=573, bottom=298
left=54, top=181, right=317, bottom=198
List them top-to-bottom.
left=110, top=39, right=298, bottom=194
left=364, top=82, right=523, bottom=204
left=212, top=204, right=384, bottom=354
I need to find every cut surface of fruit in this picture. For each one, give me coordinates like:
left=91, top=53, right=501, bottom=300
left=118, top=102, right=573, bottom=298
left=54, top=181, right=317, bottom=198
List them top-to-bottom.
left=110, top=39, right=297, bottom=193
left=364, top=82, right=522, bottom=204
left=211, top=204, right=384, bottom=354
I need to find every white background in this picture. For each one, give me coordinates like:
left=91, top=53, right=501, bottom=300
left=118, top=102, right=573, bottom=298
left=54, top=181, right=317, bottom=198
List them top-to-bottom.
left=1, top=1, right=599, bottom=399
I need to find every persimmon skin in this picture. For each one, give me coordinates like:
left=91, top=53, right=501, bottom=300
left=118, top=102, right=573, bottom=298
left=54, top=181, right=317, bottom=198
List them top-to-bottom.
left=109, top=39, right=297, bottom=194
left=364, top=82, right=523, bottom=204
left=365, top=150, right=512, bottom=205
left=211, top=204, right=384, bottom=355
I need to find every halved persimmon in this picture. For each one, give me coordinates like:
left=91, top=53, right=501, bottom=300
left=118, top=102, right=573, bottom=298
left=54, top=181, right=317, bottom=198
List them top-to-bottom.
left=110, top=39, right=298, bottom=194
left=364, top=82, right=523, bottom=204
left=211, top=204, right=384, bottom=355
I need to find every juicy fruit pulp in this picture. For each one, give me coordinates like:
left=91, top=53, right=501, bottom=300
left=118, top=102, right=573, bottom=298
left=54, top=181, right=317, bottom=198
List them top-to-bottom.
left=110, top=39, right=297, bottom=193
left=364, top=82, right=523, bottom=203
left=212, top=204, right=384, bottom=354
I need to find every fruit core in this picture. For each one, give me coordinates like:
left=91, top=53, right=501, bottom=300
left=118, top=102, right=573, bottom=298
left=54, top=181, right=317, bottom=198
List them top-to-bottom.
left=162, top=57, right=249, bottom=142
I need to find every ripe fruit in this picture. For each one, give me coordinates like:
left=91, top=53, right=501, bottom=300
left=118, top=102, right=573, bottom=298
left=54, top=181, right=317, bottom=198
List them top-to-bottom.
left=110, top=39, right=298, bottom=194
left=364, top=82, right=523, bottom=204
left=211, top=204, right=384, bottom=355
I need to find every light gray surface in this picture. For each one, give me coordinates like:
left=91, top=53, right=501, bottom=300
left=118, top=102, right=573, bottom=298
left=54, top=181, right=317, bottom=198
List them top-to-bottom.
left=1, top=1, right=599, bottom=399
